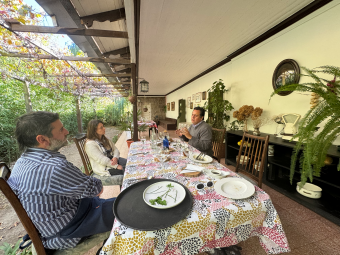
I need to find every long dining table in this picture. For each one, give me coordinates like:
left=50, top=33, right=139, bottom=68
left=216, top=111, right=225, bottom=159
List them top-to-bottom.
left=101, top=140, right=290, bottom=255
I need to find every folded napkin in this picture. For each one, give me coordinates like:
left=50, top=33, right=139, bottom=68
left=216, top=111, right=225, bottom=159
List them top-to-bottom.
left=181, top=164, right=204, bottom=173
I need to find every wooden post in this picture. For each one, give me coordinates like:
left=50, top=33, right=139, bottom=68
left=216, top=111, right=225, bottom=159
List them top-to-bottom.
left=131, top=64, right=138, bottom=141
left=22, top=81, right=32, bottom=113
left=75, top=96, right=83, bottom=133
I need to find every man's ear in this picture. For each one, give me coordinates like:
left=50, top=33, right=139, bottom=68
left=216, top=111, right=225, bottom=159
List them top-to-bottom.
left=36, top=135, right=50, bottom=148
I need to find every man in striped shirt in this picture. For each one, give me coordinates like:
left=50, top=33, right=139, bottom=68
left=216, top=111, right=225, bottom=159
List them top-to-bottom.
left=8, top=111, right=113, bottom=250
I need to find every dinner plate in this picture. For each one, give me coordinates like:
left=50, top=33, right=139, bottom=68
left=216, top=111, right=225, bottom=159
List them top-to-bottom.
left=189, top=153, right=213, bottom=164
left=215, top=177, right=255, bottom=199
left=143, top=181, right=186, bottom=209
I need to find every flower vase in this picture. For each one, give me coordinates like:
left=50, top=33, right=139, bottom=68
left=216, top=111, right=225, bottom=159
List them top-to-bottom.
left=243, top=119, right=248, bottom=133
left=253, top=127, right=261, bottom=136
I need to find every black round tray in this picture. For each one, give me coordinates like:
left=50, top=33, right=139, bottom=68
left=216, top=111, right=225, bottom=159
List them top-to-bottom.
left=113, top=178, right=193, bottom=231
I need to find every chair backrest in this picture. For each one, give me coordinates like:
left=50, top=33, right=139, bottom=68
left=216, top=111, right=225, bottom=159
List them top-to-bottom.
left=211, top=128, right=226, bottom=163
left=235, top=133, right=270, bottom=188
left=73, top=134, right=93, bottom=176
left=0, top=163, right=46, bottom=255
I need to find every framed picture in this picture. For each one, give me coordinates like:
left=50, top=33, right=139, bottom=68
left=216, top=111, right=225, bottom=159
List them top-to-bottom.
left=202, top=91, right=207, bottom=100
left=195, top=92, right=201, bottom=103
left=192, top=94, right=195, bottom=100
left=187, top=97, right=191, bottom=108
left=171, top=102, right=175, bottom=111
left=190, top=102, right=193, bottom=109
left=167, top=103, right=170, bottom=111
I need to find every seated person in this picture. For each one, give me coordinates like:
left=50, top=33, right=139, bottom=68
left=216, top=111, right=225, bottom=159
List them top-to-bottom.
left=175, top=107, right=213, bottom=157
left=8, top=111, right=115, bottom=250
left=85, top=119, right=127, bottom=177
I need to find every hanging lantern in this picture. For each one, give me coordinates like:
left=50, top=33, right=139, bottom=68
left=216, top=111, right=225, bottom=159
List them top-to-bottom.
left=140, top=79, right=149, bottom=93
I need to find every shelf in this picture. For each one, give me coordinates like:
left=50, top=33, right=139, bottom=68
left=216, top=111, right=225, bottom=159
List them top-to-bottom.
left=228, top=145, right=240, bottom=151
left=267, top=156, right=293, bottom=170
left=265, top=178, right=340, bottom=226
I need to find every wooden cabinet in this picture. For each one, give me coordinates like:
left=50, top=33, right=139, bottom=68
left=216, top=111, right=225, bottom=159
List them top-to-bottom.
left=226, top=130, right=340, bottom=226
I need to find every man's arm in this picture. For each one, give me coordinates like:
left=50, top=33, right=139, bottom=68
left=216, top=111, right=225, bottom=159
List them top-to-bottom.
left=188, top=125, right=212, bottom=152
left=49, top=161, right=103, bottom=198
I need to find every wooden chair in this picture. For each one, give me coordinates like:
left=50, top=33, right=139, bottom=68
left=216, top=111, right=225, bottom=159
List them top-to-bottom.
left=211, top=128, right=226, bottom=163
left=235, top=133, right=269, bottom=188
left=73, top=134, right=93, bottom=176
left=0, top=162, right=112, bottom=255
left=0, top=162, right=46, bottom=255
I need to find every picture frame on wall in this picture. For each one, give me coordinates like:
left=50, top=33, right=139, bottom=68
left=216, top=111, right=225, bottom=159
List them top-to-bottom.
left=202, top=91, right=207, bottom=100
left=195, top=92, right=201, bottom=103
left=192, top=94, right=195, bottom=100
left=187, top=97, right=191, bottom=108
left=171, top=102, right=175, bottom=111
left=190, top=102, right=193, bottom=109
left=167, top=103, right=170, bottom=111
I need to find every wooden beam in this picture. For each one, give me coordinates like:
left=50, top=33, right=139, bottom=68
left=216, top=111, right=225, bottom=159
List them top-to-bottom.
left=80, top=8, right=126, bottom=28
left=5, top=20, right=128, bottom=38
left=103, top=46, right=129, bottom=57
left=0, top=51, right=131, bottom=64
left=115, top=67, right=131, bottom=73
left=44, top=73, right=131, bottom=78
left=72, top=82, right=131, bottom=86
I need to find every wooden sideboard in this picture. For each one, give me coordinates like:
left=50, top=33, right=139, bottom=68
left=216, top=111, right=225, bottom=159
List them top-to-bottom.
left=225, top=130, right=340, bottom=226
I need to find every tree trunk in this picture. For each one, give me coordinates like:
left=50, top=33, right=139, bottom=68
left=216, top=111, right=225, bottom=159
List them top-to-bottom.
left=132, top=64, right=138, bottom=141
left=23, top=81, right=32, bottom=113
left=75, top=96, right=83, bottom=133
left=92, top=98, right=97, bottom=119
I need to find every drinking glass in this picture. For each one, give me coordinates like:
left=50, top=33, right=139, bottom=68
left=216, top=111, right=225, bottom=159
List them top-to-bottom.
left=141, top=135, right=146, bottom=145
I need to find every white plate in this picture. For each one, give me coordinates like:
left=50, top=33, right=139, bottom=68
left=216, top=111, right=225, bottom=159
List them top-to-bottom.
left=189, top=153, right=213, bottom=164
left=205, top=169, right=230, bottom=179
left=215, top=177, right=255, bottom=199
left=143, top=181, right=186, bottom=209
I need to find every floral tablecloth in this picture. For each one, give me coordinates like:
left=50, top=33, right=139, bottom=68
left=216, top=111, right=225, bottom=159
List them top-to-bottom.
left=101, top=141, right=290, bottom=255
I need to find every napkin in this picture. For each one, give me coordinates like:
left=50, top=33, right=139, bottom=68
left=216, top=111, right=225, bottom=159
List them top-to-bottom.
left=181, top=164, right=204, bottom=173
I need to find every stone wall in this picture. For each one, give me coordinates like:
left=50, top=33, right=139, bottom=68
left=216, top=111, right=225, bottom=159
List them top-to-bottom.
left=137, top=97, right=166, bottom=121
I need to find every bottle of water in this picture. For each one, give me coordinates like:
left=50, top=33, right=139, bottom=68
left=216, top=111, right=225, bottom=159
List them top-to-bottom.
left=163, top=136, right=169, bottom=150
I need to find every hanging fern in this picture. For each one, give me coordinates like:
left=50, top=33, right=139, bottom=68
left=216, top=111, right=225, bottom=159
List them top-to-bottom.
left=270, top=66, right=340, bottom=187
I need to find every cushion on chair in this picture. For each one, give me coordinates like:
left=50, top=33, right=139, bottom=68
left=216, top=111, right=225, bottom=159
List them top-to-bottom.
left=92, top=174, right=123, bottom=186
left=32, top=232, right=110, bottom=255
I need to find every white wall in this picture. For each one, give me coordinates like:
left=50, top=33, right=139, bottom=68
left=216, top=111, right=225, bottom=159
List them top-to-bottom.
left=166, top=1, right=340, bottom=143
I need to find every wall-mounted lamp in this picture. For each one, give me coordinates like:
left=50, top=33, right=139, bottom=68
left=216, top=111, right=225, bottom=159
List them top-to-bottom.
left=140, top=79, right=149, bottom=93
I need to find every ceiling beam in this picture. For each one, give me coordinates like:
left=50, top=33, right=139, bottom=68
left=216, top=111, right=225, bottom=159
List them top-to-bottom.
left=80, top=8, right=126, bottom=28
left=5, top=19, right=128, bottom=38
left=103, top=46, right=130, bottom=57
left=0, top=51, right=131, bottom=64
left=115, top=67, right=131, bottom=73
left=43, top=73, right=131, bottom=78
left=71, top=82, right=131, bottom=86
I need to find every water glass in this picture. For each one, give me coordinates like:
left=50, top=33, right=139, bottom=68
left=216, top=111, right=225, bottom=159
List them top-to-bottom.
left=141, top=136, right=146, bottom=145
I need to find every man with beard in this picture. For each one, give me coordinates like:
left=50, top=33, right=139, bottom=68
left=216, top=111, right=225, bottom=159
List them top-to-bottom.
left=8, top=111, right=115, bottom=250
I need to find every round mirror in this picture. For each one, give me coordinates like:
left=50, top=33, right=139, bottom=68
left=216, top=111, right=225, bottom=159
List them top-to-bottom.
left=272, top=59, right=300, bottom=96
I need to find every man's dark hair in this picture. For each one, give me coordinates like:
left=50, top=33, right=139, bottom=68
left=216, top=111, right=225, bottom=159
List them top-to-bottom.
left=194, top=107, right=205, bottom=120
left=15, top=111, right=60, bottom=151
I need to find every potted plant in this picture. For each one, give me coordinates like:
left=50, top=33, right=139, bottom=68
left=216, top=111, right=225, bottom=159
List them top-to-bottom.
left=270, top=65, right=340, bottom=187
left=203, top=79, right=234, bottom=129
left=128, top=90, right=137, bottom=104
left=119, top=109, right=147, bottom=147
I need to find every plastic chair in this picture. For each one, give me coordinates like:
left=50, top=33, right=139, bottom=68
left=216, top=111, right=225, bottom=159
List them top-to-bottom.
left=211, top=128, right=226, bottom=163
left=235, top=133, right=269, bottom=188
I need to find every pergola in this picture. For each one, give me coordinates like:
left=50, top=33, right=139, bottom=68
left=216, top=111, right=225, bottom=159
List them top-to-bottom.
left=1, top=0, right=331, bottom=141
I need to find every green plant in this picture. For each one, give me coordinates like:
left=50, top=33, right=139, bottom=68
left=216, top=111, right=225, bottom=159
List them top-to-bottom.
left=270, top=65, right=340, bottom=187
left=203, top=79, right=234, bottom=129
left=118, top=110, right=146, bottom=139
left=229, top=120, right=244, bottom=131
left=0, top=239, right=32, bottom=255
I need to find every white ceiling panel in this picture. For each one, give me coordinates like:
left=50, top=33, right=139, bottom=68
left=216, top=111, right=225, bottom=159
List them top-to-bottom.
left=138, top=0, right=314, bottom=95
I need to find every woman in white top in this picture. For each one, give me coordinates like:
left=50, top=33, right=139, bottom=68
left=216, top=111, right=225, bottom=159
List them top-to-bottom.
left=85, top=119, right=126, bottom=177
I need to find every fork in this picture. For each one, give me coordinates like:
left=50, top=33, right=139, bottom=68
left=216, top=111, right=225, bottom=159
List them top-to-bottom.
left=196, top=152, right=203, bottom=160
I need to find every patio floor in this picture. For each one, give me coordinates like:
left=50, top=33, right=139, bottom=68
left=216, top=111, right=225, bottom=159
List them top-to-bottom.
left=131, top=126, right=340, bottom=254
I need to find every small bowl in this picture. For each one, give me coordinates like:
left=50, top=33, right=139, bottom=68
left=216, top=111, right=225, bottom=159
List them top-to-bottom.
left=211, top=170, right=221, bottom=176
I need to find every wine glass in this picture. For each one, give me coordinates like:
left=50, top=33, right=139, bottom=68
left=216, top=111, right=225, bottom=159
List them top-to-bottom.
left=141, top=135, right=146, bottom=145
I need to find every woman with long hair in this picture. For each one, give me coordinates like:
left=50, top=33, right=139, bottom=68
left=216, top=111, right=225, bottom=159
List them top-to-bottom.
left=85, top=119, right=126, bottom=177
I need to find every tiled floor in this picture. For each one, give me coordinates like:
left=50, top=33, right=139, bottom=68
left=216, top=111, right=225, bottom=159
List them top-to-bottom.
left=119, top=126, right=340, bottom=254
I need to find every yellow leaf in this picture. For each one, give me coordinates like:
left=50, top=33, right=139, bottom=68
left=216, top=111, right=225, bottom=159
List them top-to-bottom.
left=36, top=14, right=42, bottom=18
left=7, top=39, right=12, bottom=45
left=15, top=41, right=20, bottom=46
